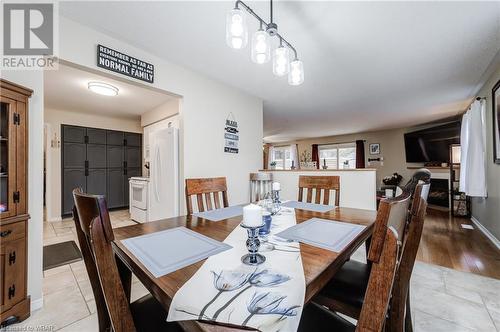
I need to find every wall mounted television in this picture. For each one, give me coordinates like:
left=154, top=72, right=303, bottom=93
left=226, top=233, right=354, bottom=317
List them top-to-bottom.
left=404, top=121, right=460, bottom=163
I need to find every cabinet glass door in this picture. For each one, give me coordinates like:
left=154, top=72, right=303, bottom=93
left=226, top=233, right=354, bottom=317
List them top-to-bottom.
left=0, top=98, right=16, bottom=218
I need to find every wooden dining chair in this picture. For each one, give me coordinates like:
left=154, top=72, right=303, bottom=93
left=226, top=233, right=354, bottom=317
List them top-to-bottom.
left=401, top=168, right=431, bottom=196
left=249, top=172, right=273, bottom=202
left=298, top=175, right=340, bottom=206
left=185, top=177, right=228, bottom=215
left=387, top=182, right=430, bottom=332
left=72, top=189, right=181, bottom=332
left=312, top=190, right=412, bottom=320
left=298, top=226, right=401, bottom=332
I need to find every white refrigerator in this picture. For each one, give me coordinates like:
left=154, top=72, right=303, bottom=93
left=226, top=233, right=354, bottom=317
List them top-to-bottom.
left=130, top=127, right=179, bottom=222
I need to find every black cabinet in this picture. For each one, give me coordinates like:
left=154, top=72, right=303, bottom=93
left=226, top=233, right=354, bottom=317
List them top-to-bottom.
left=61, top=125, right=142, bottom=216
left=107, top=130, right=124, bottom=146
left=87, top=144, right=106, bottom=168
left=107, top=145, right=124, bottom=168
left=107, top=168, right=125, bottom=209
left=62, top=169, right=86, bottom=214
left=87, top=169, right=107, bottom=197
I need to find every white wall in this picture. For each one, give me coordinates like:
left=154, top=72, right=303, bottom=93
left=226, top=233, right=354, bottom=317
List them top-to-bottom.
left=9, top=16, right=263, bottom=310
left=471, top=64, right=500, bottom=241
left=2, top=70, right=45, bottom=310
left=141, top=98, right=180, bottom=127
left=44, top=108, right=142, bottom=221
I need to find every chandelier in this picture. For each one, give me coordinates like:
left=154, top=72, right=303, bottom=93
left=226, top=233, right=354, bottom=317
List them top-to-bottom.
left=226, top=0, right=304, bottom=86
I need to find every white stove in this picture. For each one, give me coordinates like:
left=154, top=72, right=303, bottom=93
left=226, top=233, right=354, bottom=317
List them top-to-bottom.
left=129, top=177, right=149, bottom=223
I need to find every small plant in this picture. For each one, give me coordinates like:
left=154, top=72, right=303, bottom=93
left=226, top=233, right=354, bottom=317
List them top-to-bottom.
left=270, top=161, right=277, bottom=167
left=383, top=173, right=403, bottom=186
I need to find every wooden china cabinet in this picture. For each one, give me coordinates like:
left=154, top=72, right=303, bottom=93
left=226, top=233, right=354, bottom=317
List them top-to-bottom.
left=0, top=79, right=32, bottom=326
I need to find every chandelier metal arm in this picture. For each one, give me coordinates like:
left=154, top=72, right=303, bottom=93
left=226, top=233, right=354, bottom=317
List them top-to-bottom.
left=234, top=0, right=298, bottom=60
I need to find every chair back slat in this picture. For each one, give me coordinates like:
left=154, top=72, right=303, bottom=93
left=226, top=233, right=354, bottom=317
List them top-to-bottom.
left=250, top=173, right=273, bottom=202
left=298, top=175, right=340, bottom=206
left=185, top=177, right=228, bottom=214
left=387, top=183, right=430, bottom=332
left=72, top=189, right=136, bottom=332
left=368, top=191, right=411, bottom=263
left=357, top=227, right=400, bottom=332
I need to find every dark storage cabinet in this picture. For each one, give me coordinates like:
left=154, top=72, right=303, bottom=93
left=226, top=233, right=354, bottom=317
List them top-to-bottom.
left=61, top=125, right=142, bottom=216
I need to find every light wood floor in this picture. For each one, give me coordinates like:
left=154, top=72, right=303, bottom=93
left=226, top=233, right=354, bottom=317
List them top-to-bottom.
left=417, top=209, right=500, bottom=279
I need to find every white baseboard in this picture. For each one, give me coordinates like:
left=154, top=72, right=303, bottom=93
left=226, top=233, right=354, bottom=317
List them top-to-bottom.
left=47, top=216, right=62, bottom=222
left=471, top=216, right=500, bottom=250
left=31, top=296, right=43, bottom=311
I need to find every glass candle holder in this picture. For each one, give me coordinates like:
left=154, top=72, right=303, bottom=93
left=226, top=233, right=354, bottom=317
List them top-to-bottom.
left=240, top=223, right=266, bottom=265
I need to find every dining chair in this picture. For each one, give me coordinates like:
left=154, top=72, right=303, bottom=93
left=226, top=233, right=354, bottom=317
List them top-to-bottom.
left=401, top=168, right=431, bottom=196
left=249, top=172, right=273, bottom=202
left=298, top=175, right=340, bottom=206
left=185, top=177, right=228, bottom=215
left=387, top=182, right=430, bottom=332
left=72, top=189, right=181, bottom=332
left=313, top=190, right=412, bottom=320
left=298, top=226, right=401, bottom=332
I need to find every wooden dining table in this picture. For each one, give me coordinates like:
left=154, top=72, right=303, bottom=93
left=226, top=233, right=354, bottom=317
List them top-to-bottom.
left=112, top=206, right=377, bottom=332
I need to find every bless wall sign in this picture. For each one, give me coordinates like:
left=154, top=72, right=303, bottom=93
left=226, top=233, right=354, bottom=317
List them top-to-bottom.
left=97, top=44, right=154, bottom=83
left=224, top=114, right=239, bottom=154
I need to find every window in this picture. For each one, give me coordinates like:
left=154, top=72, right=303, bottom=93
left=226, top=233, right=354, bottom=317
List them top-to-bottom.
left=319, top=143, right=356, bottom=169
left=272, top=146, right=292, bottom=170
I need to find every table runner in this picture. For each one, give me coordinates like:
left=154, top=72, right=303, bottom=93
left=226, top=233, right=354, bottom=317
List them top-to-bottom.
left=167, top=208, right=305, bottom=331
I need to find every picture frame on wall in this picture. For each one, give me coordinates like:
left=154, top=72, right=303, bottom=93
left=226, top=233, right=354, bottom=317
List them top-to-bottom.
left=493, top=80, right=500, bottom=164
left=369, top=143, right=380, bottom=155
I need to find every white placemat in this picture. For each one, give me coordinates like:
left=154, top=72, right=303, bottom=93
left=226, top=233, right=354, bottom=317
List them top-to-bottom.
left=281, top=200, right=336, bottom=213
left=193, top=205, right=243, bottom=222
left=168, top=210, right=305, bottom=332
left=275, top=218, right=366, bottom=252
left=121, top=227, right=232, bottom=278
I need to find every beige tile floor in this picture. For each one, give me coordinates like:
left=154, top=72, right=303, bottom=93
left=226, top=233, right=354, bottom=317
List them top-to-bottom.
left=3, top=209, right=500, bottom=332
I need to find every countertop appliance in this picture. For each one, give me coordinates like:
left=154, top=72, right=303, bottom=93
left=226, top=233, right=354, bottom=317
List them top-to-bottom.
left=129, top=127, right=179, bottom=222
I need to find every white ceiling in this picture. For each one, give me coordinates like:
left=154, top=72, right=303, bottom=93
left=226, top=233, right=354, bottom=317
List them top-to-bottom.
left=60, top=1, right=500, bottom=141
left=44, top=63, right=173, bottom=118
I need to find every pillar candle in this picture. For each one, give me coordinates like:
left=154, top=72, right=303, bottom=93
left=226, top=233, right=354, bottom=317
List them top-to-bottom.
left=243, top=204, right=263, bottom=227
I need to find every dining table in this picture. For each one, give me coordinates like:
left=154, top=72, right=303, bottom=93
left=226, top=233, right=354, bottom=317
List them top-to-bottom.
left=112, top=206, right=377, bottom=332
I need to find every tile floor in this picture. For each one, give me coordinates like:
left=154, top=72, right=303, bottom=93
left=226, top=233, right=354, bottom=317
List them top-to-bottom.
left=3, top=209, right=500, bottom=331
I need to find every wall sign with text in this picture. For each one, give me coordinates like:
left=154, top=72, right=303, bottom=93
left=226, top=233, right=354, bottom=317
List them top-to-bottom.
left=97, top=44, right=154, bottom=83
left=224, top=113, right=239, bottom=154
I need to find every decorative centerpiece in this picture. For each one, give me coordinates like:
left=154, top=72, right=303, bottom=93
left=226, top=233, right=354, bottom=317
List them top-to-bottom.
left=270, top=182, right=282, bottom=215
left=241, top=204, right=266, bottom=265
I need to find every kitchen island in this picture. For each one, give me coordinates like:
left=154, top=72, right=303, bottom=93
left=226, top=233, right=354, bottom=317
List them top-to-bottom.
left=260, top=169, right=377, bottom=211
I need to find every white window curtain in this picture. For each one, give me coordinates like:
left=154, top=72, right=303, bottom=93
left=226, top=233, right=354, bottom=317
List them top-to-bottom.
left=459, top=99, right=487, bottom=197
left=290, top=144, right=299, bottom=169
left=268, top=146, right=275, bottom=168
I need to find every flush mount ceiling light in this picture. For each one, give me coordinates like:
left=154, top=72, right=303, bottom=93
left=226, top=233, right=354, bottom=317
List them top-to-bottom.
left=226, top=0, right=304, bottom=86
left=88, top=82, right=119, bottom=96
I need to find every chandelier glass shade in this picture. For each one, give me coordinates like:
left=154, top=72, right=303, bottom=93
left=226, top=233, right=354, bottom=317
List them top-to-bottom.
left=225, top=0, right=304, bottom=86
left=226, top=8, right=248, bottom=49
left=251, top=29, right=271, bottom=64
left=273, top=46, right=290, bottom=76
left=288, top=60, right=304, bottom=86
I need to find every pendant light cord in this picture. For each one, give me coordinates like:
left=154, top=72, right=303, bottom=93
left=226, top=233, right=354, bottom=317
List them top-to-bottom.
left=270, top=0, right=273, bottom=23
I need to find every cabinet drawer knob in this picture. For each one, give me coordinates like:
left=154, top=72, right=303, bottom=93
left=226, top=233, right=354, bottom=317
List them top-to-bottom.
left=0, top=230, right=12, bottom=237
